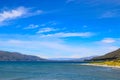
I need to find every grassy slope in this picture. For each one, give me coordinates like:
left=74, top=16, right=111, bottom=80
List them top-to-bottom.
left=91, top=60, right=120, bottom=66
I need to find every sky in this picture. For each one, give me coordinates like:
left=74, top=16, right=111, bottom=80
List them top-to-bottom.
left=0, top=0, right=120, bottom=59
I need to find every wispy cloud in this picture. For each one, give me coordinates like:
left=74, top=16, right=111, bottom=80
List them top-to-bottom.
left=66, top=0, right=75, bottom=3
left=66, top=0, right=120, bottom=7
left=66, top=0, right=120, bottom=19
left=85, top=0, right=120, bottom=19
left=89, top=0, right=120, bottom=6
left=0, top=6, right=43, bottom=24
left=0, top=7, right=27, bottom=23
left=100, top=10, right=120, bottom=18
left=24, top=21, right=58, bottom=30
left=40, top=21, right=58, bottom=27
left=24, top=24, right=39, bottom=29
left=83, top=25, right=88, bottom=28
left=37, top=27, right=57, bottom=33
left=40, top=32, right=94, bottom=38
left=0, top=34, right=119, bottom=58
left=0, top=37, right=119, bottom=58
left=97, top=38, right=120, bottom=47
left=101, top=38, right=116, bottom=43
left=0, top=39, right=92, bottom=58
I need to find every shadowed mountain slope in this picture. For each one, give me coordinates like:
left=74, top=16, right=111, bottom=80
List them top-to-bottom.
left=92, top=48, right=120, bottom=61
left=0, top=50, right=45, bottom=61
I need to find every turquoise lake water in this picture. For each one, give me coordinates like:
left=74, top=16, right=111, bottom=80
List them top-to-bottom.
left=0, top=62, right=120, bottom=80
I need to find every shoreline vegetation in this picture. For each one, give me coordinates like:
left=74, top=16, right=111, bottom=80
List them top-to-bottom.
left=84, top=48, right=120, bottom=69
left=83, top=60, right=120, bottom=69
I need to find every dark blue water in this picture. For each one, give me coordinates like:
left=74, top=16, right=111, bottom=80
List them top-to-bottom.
left=0, top=62, right=120, bottom=80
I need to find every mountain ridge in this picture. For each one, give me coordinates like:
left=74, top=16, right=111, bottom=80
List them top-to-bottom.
left=92, top=48, right=120, bottom=61
left=0, top=50, right=45, bottom=61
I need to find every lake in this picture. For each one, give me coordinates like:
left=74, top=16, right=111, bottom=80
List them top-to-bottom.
left=0, top=62, right=120, bottom=80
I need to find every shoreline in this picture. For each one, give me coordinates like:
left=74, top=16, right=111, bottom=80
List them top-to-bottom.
left=81, top=63, right=120, bottom=69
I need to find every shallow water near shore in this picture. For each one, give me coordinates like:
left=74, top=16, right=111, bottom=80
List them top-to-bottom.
left=0, top=62, right=120, bottom=80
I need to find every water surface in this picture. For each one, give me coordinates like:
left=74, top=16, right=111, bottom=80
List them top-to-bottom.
left=0, top=62, right=120, bottom=80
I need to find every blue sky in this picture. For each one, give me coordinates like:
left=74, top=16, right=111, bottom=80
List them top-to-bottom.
left=0, top=0, right=120, bottom=58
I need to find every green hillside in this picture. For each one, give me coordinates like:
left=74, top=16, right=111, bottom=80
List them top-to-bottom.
left=92, top=48, right=120, bottom=61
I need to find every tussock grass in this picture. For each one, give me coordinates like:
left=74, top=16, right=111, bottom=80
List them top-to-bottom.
left=92, top=60, right=120, bottom=66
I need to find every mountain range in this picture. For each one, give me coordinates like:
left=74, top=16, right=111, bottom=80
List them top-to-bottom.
left=1, top=48, right=120, bottom=61
left=0, top=50, right=45, bottom=61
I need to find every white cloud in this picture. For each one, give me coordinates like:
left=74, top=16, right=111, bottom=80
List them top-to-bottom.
left=0, top=6, right=43, bottom=24
left=0, top=7, right=27, bottom=23
left=24, top=21, right=57, bottom=30
left=24, top=24, right=39, bottom=29
left=37, top=27, right=57, bottom=33
left=41, top=32, right=94, bottom=38
left=0, top=34, right=120, bottom=58
left=0, top=38, right=119, bottom=58
left=101, top=38, right=116, bottom=43
left=0, top=39, right=95, bottom=58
